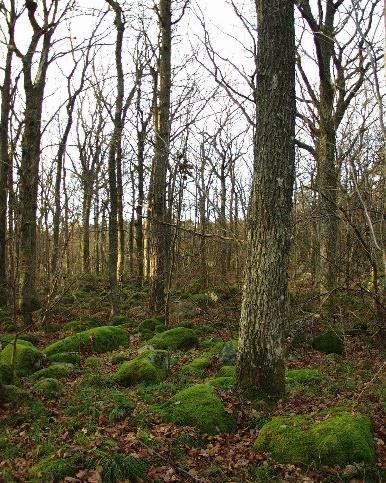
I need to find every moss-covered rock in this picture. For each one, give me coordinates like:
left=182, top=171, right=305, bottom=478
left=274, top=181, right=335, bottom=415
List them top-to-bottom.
left=62, top=317, right=103, bottom=333
left=138, top=318, right=166, bottom=339
left=44, top=326, right=129, bottom=356
left=149, top=327, right=198, bottom=350
left=312, top=331, right=344, bottom=355
left=218, top=340, right=237, bottom=366
left=0, top=341, right=44, bottom=377
left=181, top=342, right=224, bottom=376
left=114, top=350, right=169, bottom=387
left=111, top=351, right=131, bottom=364
left=47, top=352, right=81, bottom=365
left=0, top=363, right=12, bottom=384
left=29, top=364, right=72, bottom=381
left=217, top=365, right=236, bottom=378
left=286, top=368, right=321, bottom=387
left=207, top=376, right=234, bottom=389
left=33, top=377, right=63, bottom=398
left=3, top=384, right=30, bottom=404
left=157, top=384, right=236, bottom=434
left=254, top=411, right=375, bottom=466
left=310, top=412, right=375, bottom=465
left=28, top=455, right=79, bottom=482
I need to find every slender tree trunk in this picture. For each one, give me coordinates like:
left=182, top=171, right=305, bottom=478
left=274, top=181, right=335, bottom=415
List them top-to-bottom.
left=149, top=0, right=172, bottom=311
left=236, top=0, right=295, bottom=399
left=0, top=38, right=13, bottom=306
left=82, top=191, right=92, bottom=274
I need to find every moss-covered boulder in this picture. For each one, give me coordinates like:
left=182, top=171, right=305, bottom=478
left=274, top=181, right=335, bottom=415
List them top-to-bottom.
left=62, top=317, right=102, bottom=333
left=138, top=318, right=166, bottom=340
left=44, top=326, right=129, bottom=356
left=149, top=327, right=198, bottom=350
left=312, top=331, right=344, bottom=355
left=218, top=340, right=238, bottom=366
left=0, top=341, right=44, bottom=377
left=181, top=342, right=225, bottom=376
left=114, top=350, right=169, bottom=387
left=47, top=352, right=81, bottom=365
left=84, top=355, right=103, bottom=370
left=0, top=363, right=12, bottom=384
left=29, top=364, right=72, bottom=381
left=217, top=365, right=236, bottom=378
left=286, top=368, right=321, bottom=388
left=207, top=376, right=234, bottom=389
left=33, top=377, right=63, bottom=398
left=3, top=384, right=30, bottom=404
left=157, top=384, right=236, bottom=434
left=254, top=411, right=375, bottom=466
left=28, top=454, right=79, bottom=482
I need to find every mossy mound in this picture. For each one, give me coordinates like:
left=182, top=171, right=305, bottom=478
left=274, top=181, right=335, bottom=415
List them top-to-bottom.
left=62, top=317, right=103, bottom=333
left=138, top=317, right=166, bottom=339
left=44, top=326, right=129, bottom=356
left=149, top=327, right=198, bottom=350
left=312, top=331, right=344, bottom=355
left=0, top=341, right=44, bottom=377
left=181, top=342, right=224, bottom=376
left=114, top=350, right=169, bottom=387
left=111, top=351, right=132, bottom=364
left=48, top=352, right=81, bottom=365
left=0, top=363, right=13, bottom=384
left=29, top=364, right=72, bottom=381
left=217, top=365, right=236, bottom=378
left=286, top=368, right=321, bottom=387
left=207, top=376, right=234, bottom=389
left=32, top=377, right=63, bottom=398
left=3, top=384, right=30, bottom=404
left=157, top=384, right=236, bottom=434
left=254, top=411, right=375, bottom=466
left=28, top=454, right=79, bottom=482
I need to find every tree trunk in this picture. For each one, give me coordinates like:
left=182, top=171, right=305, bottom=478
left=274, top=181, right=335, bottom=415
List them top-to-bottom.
left=149, top=0, right=172, bottom=311
left=236, top=0, right=295, bottom=399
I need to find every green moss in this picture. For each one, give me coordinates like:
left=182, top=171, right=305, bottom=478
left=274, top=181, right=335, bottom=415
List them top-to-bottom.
left=62, top=317, right=102, bottom=333
left=138, top=317, right=165, bottom=336
left=44, top=326, right=129, bottom=356
left=149, top=327, right=198, bottom=350
left=313, top=331, right=344, bottom=355
left=0, top=342, right=44, bottom=377
left=181, top=342, right=224, bottom=376
left=111, top=351, right=131, bottom=364
left=113, top=351, right=168, bottom=387
left=47, top=352, right=81, bottom=365
left=84, top=355, right=103, bottom=370
left=0, top=363, right=12, bottom=384
left=29, top=364, right=72, bottom=381
left=217, top=365, right=236, bottom=377
left=286, top=368, right=321, bottom=387
left=207, top=376, right=234, bottom=389
left=33, top=378, right=63, bottom=398
left=3, top=384, right=30, bottom=404
left=157, top=384, right=236, bottom=434
left=254, top=411, right=375, bottom=466
left=311, top=412, right=375, bottom=465
left=89, top=450, right=148, bottom=483
left=28, top=454, right=79, bottom=482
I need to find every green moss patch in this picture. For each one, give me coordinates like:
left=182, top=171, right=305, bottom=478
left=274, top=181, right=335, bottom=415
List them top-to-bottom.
left=62, top=317, right=103, bottom=333
left=138, top=317, right=166, bottom=339
left=44, top=326, right=129, bottom=356
left=149, top=327, right=198, bottom=351
left=312, top=331, right=344, bottom=355
left=0, top=341, right=44, bottom=377
left=181, top=341, right=224, bottom=376
left=113, top=350, right=169, bottom=387
left=47, top=352, right=81, bottom=365
left=29, top=364, right=72, bottom=381
left=217, top=365, right=236, bottom=378
left=286, top=369, right=321, bottom=388
left=207, top=376, right=234, bottom=389
left=32, top=378, right=63, bottom=398
left=3, top=384, right=30, bottom=404
left=157, top=384, right=236, bottom=434
left=254, top=411, right=375, bottom=466
left=89, top=450, right=148, bottom=483
left=28, top=454, right=79, bottom=482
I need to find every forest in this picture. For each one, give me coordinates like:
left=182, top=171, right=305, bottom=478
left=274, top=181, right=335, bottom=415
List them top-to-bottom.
left=0, top=0, right=385, bottom=481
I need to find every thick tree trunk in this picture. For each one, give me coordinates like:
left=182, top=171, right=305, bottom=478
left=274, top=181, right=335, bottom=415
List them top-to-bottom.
left=149, top=0, right=172, bottom=311
left=236, top=0, right=295, bottom=399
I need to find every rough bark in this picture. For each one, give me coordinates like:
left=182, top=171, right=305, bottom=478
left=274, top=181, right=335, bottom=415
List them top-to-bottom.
left=149, top=0, right=172, bottom=311
left=236, top=0, right=295, bottom=399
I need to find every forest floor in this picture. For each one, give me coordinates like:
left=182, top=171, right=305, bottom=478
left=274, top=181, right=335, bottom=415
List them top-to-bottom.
left=0, top=279, right=385, bottom=482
